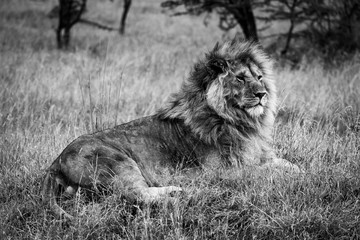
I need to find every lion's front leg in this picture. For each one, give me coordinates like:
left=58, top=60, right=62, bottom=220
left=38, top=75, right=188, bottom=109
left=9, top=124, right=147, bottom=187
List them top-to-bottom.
left=113, top=157, right=183, bottom=203
left=261, top=158, right=303, bottom=173
left=139, top=186, right=183, bottom=202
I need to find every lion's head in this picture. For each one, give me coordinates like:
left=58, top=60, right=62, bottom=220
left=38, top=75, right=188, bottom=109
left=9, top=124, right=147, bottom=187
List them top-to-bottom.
left=158, top=39, right=277, bottom=163
left=203, top=40, right=276, bottom=121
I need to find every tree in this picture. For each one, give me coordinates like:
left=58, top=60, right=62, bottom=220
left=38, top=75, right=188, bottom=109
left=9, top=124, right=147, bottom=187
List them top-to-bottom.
left=49, top=0, right=132, bottom=49
left=161, top=0, right=259, bottom=41
left=162, top=0, right=360, bottom=56
left=261, top=0, right=360, bottom=54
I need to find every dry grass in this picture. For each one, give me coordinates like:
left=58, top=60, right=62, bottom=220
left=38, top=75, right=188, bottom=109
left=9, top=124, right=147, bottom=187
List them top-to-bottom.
left=1, top=0, right=360, bottom=239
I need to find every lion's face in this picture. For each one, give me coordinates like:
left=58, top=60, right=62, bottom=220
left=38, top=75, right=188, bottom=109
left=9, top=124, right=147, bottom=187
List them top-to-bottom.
left=158, top=39, right=275, bottom=130
left=206, top=55, right=270, bottom=118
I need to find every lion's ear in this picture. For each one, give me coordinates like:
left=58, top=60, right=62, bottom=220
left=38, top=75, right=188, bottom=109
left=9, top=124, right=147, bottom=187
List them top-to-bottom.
left=207, top=58, right=227, bottom=74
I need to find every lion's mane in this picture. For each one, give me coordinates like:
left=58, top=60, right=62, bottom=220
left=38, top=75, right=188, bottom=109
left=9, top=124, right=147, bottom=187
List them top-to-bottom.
left=157, top=39, right=277, bottom=165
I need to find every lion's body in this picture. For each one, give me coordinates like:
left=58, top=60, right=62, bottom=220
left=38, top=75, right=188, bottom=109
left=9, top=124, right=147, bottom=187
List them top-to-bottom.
left=42, top=39, right=301, bottom=220
left=48, top=116, right=211, bottom=190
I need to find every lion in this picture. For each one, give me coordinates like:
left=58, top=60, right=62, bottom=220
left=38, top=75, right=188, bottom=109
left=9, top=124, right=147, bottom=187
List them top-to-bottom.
left=41, top=38, right=301, bottom=220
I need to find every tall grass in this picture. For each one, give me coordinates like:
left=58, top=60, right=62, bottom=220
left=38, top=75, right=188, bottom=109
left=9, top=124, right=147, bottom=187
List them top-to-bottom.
left=1, top=0, right=360, bottom=239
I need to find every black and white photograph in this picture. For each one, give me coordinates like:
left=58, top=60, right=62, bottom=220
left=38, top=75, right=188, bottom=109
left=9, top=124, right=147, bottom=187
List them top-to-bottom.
left=1, top=0, right=359, bottom=239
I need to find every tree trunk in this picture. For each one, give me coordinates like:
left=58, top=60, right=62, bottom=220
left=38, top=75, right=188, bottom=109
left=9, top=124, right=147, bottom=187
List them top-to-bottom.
left=119, top=0, right=132, bottom=34
left=227, top=0, right=258, bottom=41
left=281, top=0, right=298, bottom=55
left=281, top=18, right=294, bottom=55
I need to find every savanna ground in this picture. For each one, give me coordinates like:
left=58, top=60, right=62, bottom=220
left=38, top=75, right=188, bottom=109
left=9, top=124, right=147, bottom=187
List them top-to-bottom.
left=1, top=0, right=360, bottom=239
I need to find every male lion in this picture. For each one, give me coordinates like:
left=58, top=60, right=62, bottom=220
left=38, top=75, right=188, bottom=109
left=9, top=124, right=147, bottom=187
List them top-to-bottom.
left=41, top=39, right=300, bottom=220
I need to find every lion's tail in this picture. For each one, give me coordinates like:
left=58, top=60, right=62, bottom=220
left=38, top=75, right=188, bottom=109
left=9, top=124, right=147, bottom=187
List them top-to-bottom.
left=41, top=159, right=74, bottom=220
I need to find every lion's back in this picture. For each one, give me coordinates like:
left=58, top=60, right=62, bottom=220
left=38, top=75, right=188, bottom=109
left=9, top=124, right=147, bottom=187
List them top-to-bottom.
left=66, top=116, right=206, bottom=172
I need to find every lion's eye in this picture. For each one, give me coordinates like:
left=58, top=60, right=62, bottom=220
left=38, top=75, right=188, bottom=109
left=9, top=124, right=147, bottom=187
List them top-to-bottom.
left=209, top=59, right=227, bottom=73
left=217, top=63, right=224, bottom=70
left=258, top=75, right=263, bottom=81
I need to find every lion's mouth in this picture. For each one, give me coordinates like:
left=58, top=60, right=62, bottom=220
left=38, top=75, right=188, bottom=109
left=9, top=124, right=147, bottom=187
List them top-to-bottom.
left=249, top=96, right=267, bottom=109
left=229, top=97, right=266, bottom=116
left=246, top=100, right=263, bottom=109
left=231, top=101, right=264, bottom=117
left=253, top=102, right=262, bottom=107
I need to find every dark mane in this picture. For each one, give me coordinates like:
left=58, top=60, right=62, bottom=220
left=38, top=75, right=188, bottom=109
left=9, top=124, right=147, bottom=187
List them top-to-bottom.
left=156, top=39, right=276, bottom=165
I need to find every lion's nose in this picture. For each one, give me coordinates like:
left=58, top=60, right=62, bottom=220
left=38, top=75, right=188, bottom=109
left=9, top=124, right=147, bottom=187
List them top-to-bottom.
left=255, top=91, right=267, bottom=100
